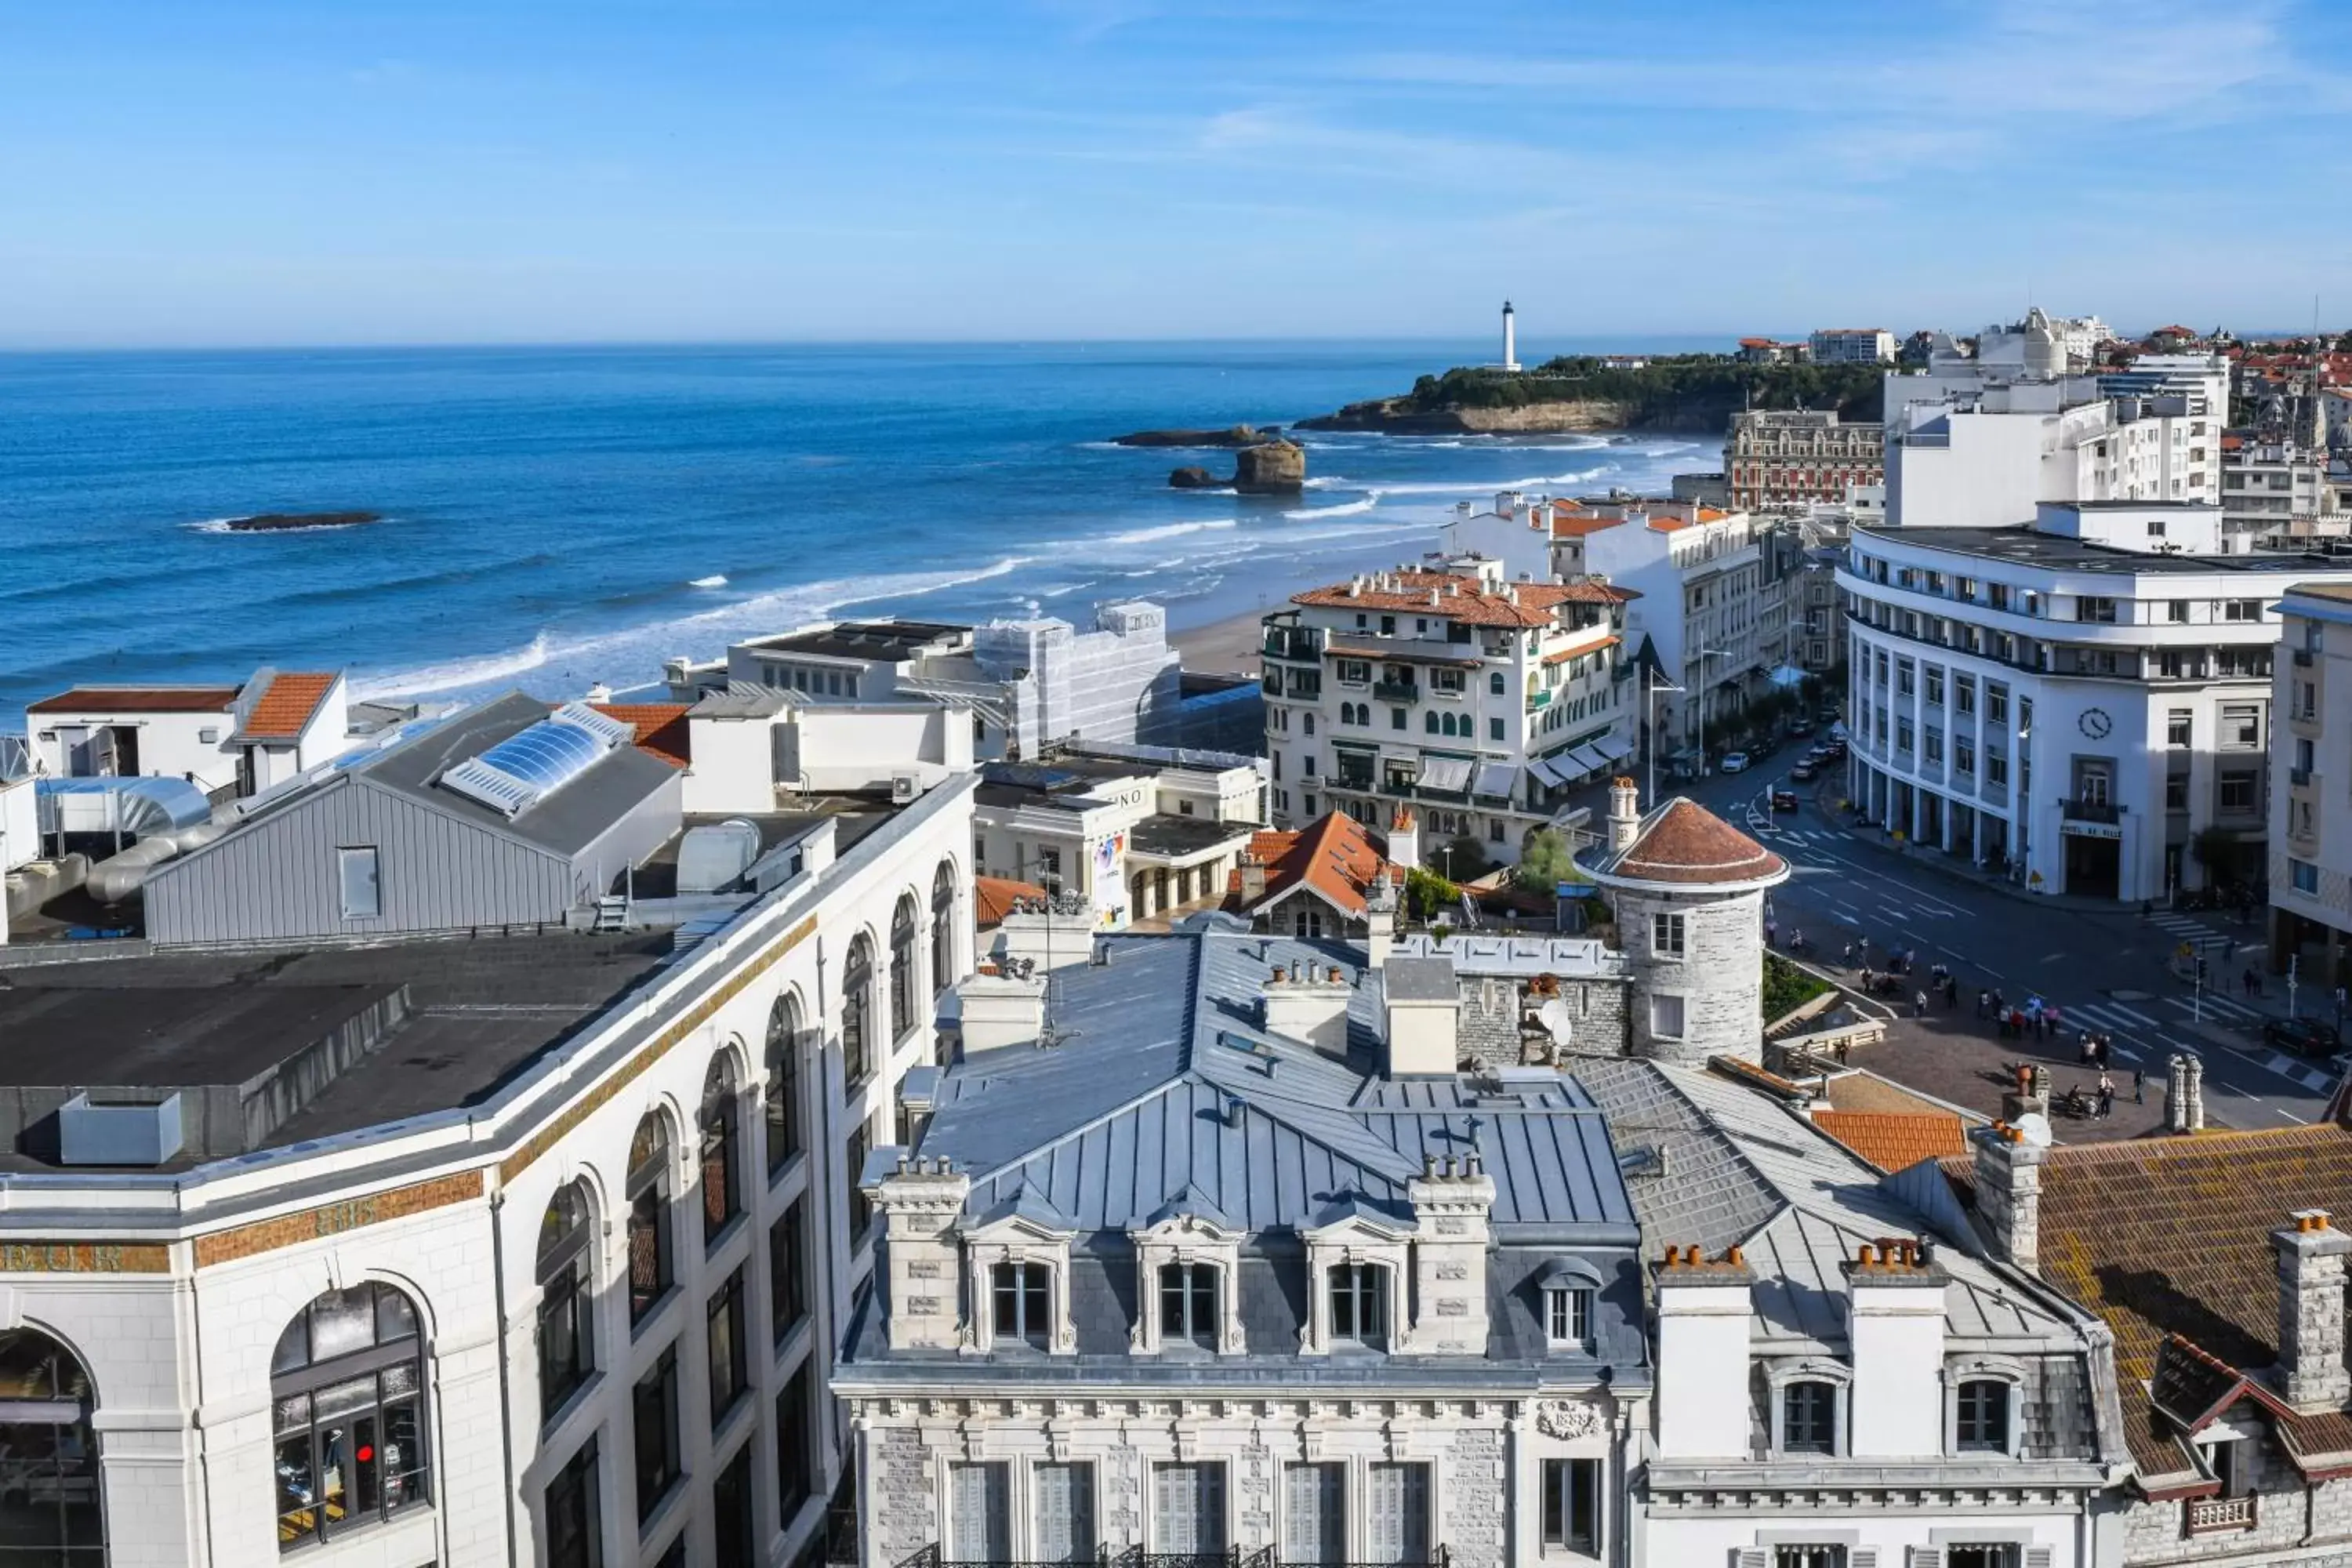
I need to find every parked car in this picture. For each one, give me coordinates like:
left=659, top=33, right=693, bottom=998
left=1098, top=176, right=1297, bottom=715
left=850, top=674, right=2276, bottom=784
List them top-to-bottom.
left=1790, top=719, right=1816, bottom=737
left=1720, top=751, right=1751, bottom=773
left=1791, top=761, right=1818, bottom=782
left=1771, top=789, right=1799, bottom=812
left=2265, top=1017, right=2343, bottom=1058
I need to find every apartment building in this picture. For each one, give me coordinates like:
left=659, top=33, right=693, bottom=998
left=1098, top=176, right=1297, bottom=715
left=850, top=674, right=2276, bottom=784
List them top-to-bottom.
left=1808, top=327, right=1897, bottom=364
left=1723, top=409, right=1886, bottom=513
left=2220, top=432, right=2336, bottom=540
left=1839, top=503, right=2352, bottom=901
left=1258, top=563, right=1636, bottom=862
left=2270, top=583, right=2352, bottom=985
left=24, top=668, right=354, bottom=800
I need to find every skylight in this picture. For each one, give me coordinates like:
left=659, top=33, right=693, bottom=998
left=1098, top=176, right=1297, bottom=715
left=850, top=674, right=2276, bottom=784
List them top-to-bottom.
left=439, top=702, right=632, bottom=817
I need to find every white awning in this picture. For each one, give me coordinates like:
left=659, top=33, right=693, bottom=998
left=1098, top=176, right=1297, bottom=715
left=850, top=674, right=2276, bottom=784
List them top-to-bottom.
left=1595, top=733, right=1635, bottom=761
left=1420, top=757, right=1474, bottom=793
left=1527, top=757, right=1566, bottom=789
left=1473, top=761, right=1519, bottom=799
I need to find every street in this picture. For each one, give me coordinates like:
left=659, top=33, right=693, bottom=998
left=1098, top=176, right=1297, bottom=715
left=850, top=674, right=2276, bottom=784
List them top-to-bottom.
left=1664, top=756, right=2339, bottom=1135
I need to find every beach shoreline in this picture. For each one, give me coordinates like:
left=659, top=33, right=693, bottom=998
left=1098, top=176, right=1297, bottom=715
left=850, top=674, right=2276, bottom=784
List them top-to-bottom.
left=1168, top=605, right=1270, bottom=675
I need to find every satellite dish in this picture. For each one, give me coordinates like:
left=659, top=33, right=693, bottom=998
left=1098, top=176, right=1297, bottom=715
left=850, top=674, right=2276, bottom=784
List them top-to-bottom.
left=1536, top=996, right=1575, bottom=1049
left=2013, top=1112, right=2053, bottom=1149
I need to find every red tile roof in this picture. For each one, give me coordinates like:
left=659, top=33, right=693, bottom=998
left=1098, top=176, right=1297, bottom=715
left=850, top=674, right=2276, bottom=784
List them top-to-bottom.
left=1293, top=569, right=1629, bottom=628
left=238, top=671, right=339, bottom=741
left=27, top=685, right=241, bottom=715
left=591, top=703, right=691, bottom=768
left=1592, top=797, right=1786, bottom=885
left=1230, top=811, right=1399, bottom=919
left=975, top=876, right=1047, bottom=929
left=1809, top=1109, right=1967, bottom=1174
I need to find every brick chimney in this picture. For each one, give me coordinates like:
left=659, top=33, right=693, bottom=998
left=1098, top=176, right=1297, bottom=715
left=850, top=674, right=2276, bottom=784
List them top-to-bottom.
left=1606, top=777, right=1642, bottom=851
left=1972, top=1122, right=2044, bottom=1272
left=2273, top=1209, right=2352, bottom=1410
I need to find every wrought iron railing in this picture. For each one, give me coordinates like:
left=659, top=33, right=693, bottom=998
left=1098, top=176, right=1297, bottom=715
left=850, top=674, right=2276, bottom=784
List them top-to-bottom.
left=1371, top=681, right=1418, bottom=704
left=2062, top=798, right=2121, bottom=825
left=916, top=1546, right=1449, bottom=1568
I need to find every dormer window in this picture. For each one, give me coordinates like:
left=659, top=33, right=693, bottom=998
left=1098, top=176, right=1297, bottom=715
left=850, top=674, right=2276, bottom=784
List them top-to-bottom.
left=991, top=1261, right=1052, bottom=1350
left=1328, top=1261, right=1388, bottom=1349
left=1160, top=1263, right=1219, bottom=1350
left=1545, top=1286, right=1593, bottom=1352
left=1956, top=1379, right=2010, bottom=1451
left=1782, top=1381, right=1837, bottom=1454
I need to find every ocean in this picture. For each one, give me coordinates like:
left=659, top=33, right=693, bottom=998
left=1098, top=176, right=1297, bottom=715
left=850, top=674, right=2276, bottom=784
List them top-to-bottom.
left=0, top=340, right=1714, bottom=718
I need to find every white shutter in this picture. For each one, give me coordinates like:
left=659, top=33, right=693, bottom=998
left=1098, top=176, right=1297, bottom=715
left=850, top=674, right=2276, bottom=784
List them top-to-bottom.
left=1034, top=1463, right=1091, bottom=1565
left=1369, top=1463, right=1403, bottom=1564
left=951, top=1464, right=1008, bottom=1563
left=1283, top=1464, right=1341, bottom=1564
left=1153, top=1465, right=1189, bottom=1555
left=1733, top=1551, right=1769, bottom=1568
left=1849, top=1551, right=1879, bottom=1568
left=1905, top=1551, right=1945, bottom=1568
left=2024, top=1552, right=2055, bottom=1568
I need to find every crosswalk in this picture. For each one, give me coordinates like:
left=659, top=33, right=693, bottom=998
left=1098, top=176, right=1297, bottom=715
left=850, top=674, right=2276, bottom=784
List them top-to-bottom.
left=2143, top=909, right=2260, bottom=953
left=2061, top=996, right=2339, bottom=1094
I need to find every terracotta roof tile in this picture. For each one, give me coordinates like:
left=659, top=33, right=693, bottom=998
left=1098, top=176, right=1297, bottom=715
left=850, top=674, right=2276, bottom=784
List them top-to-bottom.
left=1293, top=569, right=1629, bottom=628
left=238, top=671, right=339, bottom=741
left=27, top=685, right=241, bottom=715
left=590, top=703, right=691, bottom=768
left=1587, top=797, right=1785, bottom=886
left=1232, top=811, right=1397, bottom=918
left=976, top=876, right=1047, bottom=928
left=1809, top=1109, right=1967, bottom=1174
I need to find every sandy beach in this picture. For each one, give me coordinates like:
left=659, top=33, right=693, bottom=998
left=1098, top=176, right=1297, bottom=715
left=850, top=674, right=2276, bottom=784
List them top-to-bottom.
left=1168, top=606, right=1269, bottom=675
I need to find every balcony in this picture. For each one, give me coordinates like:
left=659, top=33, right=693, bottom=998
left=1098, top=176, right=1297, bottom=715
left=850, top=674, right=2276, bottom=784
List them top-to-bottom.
left=2295, top=648, right=2316, bottom=667
left=1372, top=680, right=1418, bottom=704
left=1526, top=689, right=1552, bottom=712
left=2292, top=767, right=2314, bottom=789
left=2063, top=799, right=2122, bottom=825
left=2185, top=1494, right=2257, bottom=1536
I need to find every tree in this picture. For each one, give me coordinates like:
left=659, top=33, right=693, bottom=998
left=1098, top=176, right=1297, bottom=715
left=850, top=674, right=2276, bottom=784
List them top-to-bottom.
left=1513, top=829, right=1578, bottom=894
left=1438, top=834, right=1493, bottom=882
left=1405, top=866, right=1462, bottom=924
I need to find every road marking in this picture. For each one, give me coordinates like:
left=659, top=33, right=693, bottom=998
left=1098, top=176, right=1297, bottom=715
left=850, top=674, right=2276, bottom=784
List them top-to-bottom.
left=2042, top=952, right=2067, bottom=964
left=2104, top=1003, right=2160, bottom=1029
left=2281, top=1108, right=2311, bottom=1123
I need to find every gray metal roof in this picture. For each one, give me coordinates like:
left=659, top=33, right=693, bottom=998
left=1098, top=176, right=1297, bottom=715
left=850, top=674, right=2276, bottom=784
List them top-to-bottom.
left=1381, top=954, right=1458, bottom=1003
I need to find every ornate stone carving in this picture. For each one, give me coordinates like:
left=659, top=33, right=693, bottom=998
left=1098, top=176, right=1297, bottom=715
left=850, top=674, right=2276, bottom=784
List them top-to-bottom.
left=1535, top=1397, right=1605, bottom=1440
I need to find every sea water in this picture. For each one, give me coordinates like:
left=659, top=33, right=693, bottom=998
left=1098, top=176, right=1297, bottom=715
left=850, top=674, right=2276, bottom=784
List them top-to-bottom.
left=0, top=340, right=1711, bottom=717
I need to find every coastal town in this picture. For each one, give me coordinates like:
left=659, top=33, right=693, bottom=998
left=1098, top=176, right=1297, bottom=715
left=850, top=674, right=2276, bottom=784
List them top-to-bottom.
left=9, top=306, right=2352, bottom=1568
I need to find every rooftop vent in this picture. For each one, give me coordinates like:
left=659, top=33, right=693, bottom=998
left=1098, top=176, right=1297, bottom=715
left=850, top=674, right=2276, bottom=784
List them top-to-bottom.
left=60, top=1091, right=184, bottom=1167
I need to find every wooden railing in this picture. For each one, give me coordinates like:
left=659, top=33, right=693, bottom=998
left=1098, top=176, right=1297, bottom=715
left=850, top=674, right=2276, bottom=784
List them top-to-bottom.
left=2185, top=1494, right=2257, bottom=1535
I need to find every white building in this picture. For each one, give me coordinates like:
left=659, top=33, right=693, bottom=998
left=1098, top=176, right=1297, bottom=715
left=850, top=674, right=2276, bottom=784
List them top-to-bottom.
left=1809, top=328, right=1898, bottom=365
left=1839, top=504, right=2352, bottom=900
left=1258, top=562, right=1638, bottom=863
left=2269, top=582, right=2352, bottom=988
left=670, top=606, right=1185, bottom=761
left=24, top=669, right=353, bottom=800
left=0, top=764, right=980, bottom=1567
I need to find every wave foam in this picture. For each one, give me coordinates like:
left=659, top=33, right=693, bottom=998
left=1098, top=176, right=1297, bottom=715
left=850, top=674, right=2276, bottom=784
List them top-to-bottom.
left=1282, top=496, right=1377, bottom=521
left=1103, top=517, right=1238, bottom=546
left=688, top=574, right=728, bottom=589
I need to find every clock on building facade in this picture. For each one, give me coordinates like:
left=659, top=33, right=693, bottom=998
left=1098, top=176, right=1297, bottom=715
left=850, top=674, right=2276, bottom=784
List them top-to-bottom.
left=2078, top=707, right=2114, bottom=739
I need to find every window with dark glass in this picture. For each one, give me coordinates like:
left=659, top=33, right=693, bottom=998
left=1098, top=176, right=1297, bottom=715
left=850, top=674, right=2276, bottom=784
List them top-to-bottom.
left=931, top=861, right=959, bottom=1000
left=891, top=894, right=920, bottom=1044
left=844, top=935, right=877, bottom=1089
left=764, top=996, right=803, bottom=1174
left=700, top=1054, right=742, bottom=1244
left=627, top=1112, right=674, bottom=1329
left=847, top=1120, right=876, bottom=1246
left=537, top=1182, right=597, bottom=1421
left=771, top=1200, right=809, bottom=1344
left=993, top=1261, right=1053, bottom=1349
left=1159, top=1261, right=1218, bottom=1349
left=1328, top=1262, right=1387, bottom=1348
left=706, top=1269, right=749, bottom=1428
left=272, top=1283, right=430, bottom=1551
left=0, top=1329, right=104, bottom=1564
left=632, top=1347, right=681, bottom=1523
left=777, top=1363, right=814, bottom=1520
left=1956, top=1379, right=2010, bottom=1452
left=1782, top=1381, right=1836, bottom=1454
left=545, top=1437, right=604, bottom=1568
left=713, top=1442, right=756, bottom=1568
left=1540, top=1457, right=1599, bottom=1552
left=652, top=1537, right=687, bottom=1568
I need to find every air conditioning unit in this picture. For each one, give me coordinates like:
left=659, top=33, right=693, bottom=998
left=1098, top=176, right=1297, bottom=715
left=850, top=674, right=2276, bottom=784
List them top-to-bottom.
left=891, top=771, right=922, bottom=804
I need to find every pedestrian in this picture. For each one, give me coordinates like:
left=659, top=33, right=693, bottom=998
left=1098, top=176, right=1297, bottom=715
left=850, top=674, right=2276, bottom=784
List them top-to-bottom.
left=1767, top=920, right=1778, bottom=948
left=1843, top=941, right=1855, bottom=965
left=2244, top=966, right=2259, bottom=1000
left=1944, top=975, right=1959, bottom=1009
left=1976, top=988, right=1991, bottom=1019
left=1915, top=989, right=1929, bottom=1018
left=1992, top=989, right=2006, bottom=1015
left=2045, top=1004, right=2062, bottom=1035
left=2037, top=1011, right=2049, bottom=1043
left=2096, top=1036, right=2111, bottom=1070
left=1835, top=1037, right=1849, bottom=1065
left=2133, top=1068, right=2145, bottom=1104
left=2097, top=1083, right=2114, bottom=1120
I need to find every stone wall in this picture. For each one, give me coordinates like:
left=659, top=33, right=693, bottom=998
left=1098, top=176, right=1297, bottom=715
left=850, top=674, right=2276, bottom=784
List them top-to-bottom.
left=1621, top=887, right=1766, bottom=1064
left=866, top=1426, right=937, bottom=1568
left=1444, top=1426, right=1507, bottom=1568
left=2121, top=1438, right=2352, bottom=1564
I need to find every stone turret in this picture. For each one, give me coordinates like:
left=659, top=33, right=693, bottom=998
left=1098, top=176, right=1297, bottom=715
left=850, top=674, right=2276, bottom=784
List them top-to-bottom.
left=1576, top=786, right=1788, bottom=1065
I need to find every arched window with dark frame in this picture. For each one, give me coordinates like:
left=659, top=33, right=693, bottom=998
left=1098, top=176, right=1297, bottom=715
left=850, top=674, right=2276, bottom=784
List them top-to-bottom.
left=930, top=862, right=957, bottom=1000
left=891, top=894, right=920, bottom=1046
left=843, top=935, right=877, bottom=1090
left=764, top=995, right=803, bottom=1174
left=701, top=1054, right=742, bottom=1243
left=626, top=1112, right=674, bottom=1327
left=537, top=1182, right=596, bottom=1421
left=273, top=1282, right=430, bottom=1550
left=0, top=1328, right=104, bottom=1563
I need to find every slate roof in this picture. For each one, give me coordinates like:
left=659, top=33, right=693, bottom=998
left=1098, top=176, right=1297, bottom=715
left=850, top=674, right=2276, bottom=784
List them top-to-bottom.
left=236, top=671, right=339, bottom=742
left=1579, top=797, right=1787, bottom=887
left=1811, top=1109, right=1969, bottom=1174
left=1944, top=1122, right=2352, bottom=1483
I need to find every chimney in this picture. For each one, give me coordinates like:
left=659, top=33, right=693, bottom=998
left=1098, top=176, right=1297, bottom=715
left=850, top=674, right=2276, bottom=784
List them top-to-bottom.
left=1606, top=776, right=1642, bottom=851
left=1387, top=807, right=1421, bottom=873
left=1237, top=851, right=1269, bottom=906
left=1364, top=881, right=1396, bottom=969
left=998, top=906, right=1094, bottom=972
left=1381, top=954, right=1459, bottom=1076
left=1260, top=964, right=1352, bottom=1052
left=954, top=969, right=1048, bottom=1053
left=2167, top=1052, right=2206, bottom=1133
left=1971, top=1123, right=2044, bottom=1272
left=1404, top=1153, right=1496, bottom=1353
left=866, top=1154, right=971, bottom=1351
left=2274, top=1209, right=2352, bottom=1410
left=1842, top=1240, right=1948, bottom=1457
left=1653, top=1246, right=1756, bottom=1458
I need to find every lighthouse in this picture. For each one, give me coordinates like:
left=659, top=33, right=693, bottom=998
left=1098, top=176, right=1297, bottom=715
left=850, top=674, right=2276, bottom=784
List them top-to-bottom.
left=1501, top=299, right=1521, bottom=372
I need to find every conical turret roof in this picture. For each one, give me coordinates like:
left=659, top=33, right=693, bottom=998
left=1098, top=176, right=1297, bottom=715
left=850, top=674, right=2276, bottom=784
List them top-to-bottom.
left=1579, top=797, right=1787, bottom=890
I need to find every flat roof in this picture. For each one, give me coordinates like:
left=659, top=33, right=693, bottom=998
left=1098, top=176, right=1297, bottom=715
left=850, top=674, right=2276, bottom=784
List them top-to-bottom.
left=1859, top=524, right=2352, bottom=578
left=742, top=619, right=967, bottom=662
left=27, top=685, right=242, bottom=715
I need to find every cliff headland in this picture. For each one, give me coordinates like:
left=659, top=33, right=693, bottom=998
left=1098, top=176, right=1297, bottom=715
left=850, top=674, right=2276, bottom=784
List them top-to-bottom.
left=1297, top=356, right=1886, bottom=435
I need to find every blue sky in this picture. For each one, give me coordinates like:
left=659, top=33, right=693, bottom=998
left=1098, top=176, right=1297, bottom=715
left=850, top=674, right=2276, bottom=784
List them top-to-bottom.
left=5, top=0, right=2350, bottom=347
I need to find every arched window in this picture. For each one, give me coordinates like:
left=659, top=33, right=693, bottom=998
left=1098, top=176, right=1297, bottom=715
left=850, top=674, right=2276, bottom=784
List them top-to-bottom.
left=1490, top=671, right=1505, bottom=695
left=1424, top=712, right=1439, bottom=735
left=1302, top=713, right=1315, bottom=736
left=930, top=862, right=957, bottom=1000
left=891, top=894, right=920, bottom=1045
left=843, top=935, right=877, bottom=1090
left=764, top=996, right=803, bottom=1174
left=701, top=1054, right=742, bottom=1243
left=626, top=1112, right=673, bottom=1327
left=537, top=1182, right=596, bottom=1421
left=274, top=1283, right=430, bottom=1548
left=0, top=1329, right=103, bottom=1562
left=1781, top=1381, right=1837, bottom=1454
